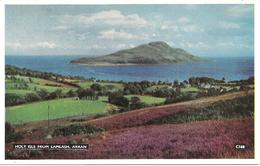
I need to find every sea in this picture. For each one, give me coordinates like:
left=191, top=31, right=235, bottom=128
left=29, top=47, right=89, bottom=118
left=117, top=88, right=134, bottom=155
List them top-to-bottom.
left=5, top=55, right=254, bottom=82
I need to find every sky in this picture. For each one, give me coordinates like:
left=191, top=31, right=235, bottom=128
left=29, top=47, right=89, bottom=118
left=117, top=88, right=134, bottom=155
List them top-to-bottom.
left=5, top=5, right=254, bottom=57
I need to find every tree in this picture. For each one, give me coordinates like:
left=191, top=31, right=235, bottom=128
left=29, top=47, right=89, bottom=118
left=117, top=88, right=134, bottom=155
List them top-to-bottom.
left=247, top=76, right=254, bottom=84
left=29, top=77, right=33, bottom=83
left=189, top=77, right=197, bottom=86
left=173, top=80, right=179, bottom=87
left=183, top=80, right=189, bottom=84
left=180, top=82, right=185, bottom=88
left=90, top=83, right=102, bottom=91
left=123, top=83, right=142, bottom=94
left=175, top=87, right=181, bottom=96
left=77, top=88, right=97, bottom=100
left=85, top=88, right=96, bottom=100
left=37, top=89, right=49, bottom=100
left=54, top=89, right=63, bottom=99
left=47, top=90, right=64, bottom=100
left=67, top=90, right=77, bottom=97
left=108, top=92, right=129, bottom=107
left=5, top=93, right=26, bottom=106
left=25, top=93, right=41, bottom=102
left=129, top=96, right=144, bottom=110
left=5, top=122, right=23, bottom=143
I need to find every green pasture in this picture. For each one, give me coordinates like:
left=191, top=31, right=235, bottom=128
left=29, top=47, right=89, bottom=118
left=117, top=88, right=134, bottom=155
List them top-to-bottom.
left=5, top=76, right=75, bottom=96
left=77, top=81, right=123, bottom=91
left=180, top=87, right=199, bottom=93
left=126, top=95, right=165, bottom=104
left=6, top=98, right=108, bottom=124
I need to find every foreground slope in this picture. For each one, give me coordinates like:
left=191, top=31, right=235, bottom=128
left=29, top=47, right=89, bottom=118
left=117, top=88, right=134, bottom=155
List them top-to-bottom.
left=5, top=90, right=254, bottom=159
left=12, top=90, right=253, bottom=133
left=88, top=90, right=253, bottom=130
left=8, top=118, right=253, bottom=159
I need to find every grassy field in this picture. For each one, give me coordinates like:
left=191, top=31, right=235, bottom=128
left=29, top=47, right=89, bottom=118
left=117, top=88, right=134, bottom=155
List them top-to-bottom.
left=6, top=75, right=75, bottom=96
left=76, top=81, right=93, bottom=89
left=77, top=81, right=123, bottom=91
left=146, top=85, right=168, bottom=91
left=181, top=86, right=199, bottom=93
left=5, top=89, right=35, bottom=96
left=126, top=95, right=165, bottom=104
left=6, top=98, right=108, bottom=124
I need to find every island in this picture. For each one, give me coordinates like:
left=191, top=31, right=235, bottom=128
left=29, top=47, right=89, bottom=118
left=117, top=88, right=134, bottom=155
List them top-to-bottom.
left=70, top=41, right=201, bottom=66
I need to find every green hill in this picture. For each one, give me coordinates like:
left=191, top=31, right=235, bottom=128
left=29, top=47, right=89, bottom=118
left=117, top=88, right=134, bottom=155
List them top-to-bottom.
left=71, top=41, right=201, bottom=66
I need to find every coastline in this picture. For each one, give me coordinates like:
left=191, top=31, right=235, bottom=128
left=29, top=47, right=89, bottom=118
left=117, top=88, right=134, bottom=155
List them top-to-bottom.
left=70, top=61, right=202, bottom=67
left=71, top=62, right=157, bottom=66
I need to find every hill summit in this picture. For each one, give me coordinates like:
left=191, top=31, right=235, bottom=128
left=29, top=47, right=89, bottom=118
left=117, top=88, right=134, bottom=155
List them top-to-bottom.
left=71, top=41, right=201, bottom=66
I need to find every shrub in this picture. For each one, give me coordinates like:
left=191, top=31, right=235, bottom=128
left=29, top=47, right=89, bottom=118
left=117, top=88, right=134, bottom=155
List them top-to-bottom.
left=90, top=83, right=102, bottom=91
left=77, top=88, right=97, bottom=100
left=36, top=89, right=49, bottom=100
left=108, top=92, right=129, bottom=107
left=5, top=93, right=26, bottom=106
left=24, top=93, right=41, bottom=102
left=164, top=93, right=195, bottom=104
left=129, top=96, right=145, bottom=110
left=5, top=122, right=23, bottom=143
left=52, top=124, right=105, bottom=137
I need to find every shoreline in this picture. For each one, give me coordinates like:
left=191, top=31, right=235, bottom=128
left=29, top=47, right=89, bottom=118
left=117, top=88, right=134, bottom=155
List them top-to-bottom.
left=70, top=61, right=201, bottom=66
left=71, top=62, right=141, bottom=66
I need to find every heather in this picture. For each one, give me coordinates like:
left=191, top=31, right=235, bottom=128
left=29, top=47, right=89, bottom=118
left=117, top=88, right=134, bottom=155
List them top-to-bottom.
left=147, top=95, right=254, bottom=125
left=16, top=118, right=253, bottom=159
left=85, top=119, right=254, bottom=159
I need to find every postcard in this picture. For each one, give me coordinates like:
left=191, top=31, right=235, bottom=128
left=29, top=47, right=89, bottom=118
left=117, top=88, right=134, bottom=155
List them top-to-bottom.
left=2, top=1, right=258, bottom=164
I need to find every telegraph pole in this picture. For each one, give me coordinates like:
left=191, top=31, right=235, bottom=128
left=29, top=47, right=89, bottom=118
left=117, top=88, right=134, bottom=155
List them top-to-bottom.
left=48, top=104, right=50, bottom=130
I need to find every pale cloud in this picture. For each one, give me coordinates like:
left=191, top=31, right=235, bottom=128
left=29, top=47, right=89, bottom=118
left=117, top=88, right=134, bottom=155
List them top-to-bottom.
left=226, top=5, right=253, bottom=16
left=53, top=10, right=148, bottom=29
left=177, top=17, right=190, bottom=24
left=160, top=20, right=203, bottom=33
left=219, top=21, right=240, bottom=29
left=161, top=24, right=204, bottom=32
left=52, top=25, right=69, bottom=31
left=160, top=25, right=169, bottom=30
left=182, top=25, right=204, bottom=32
left=98, top=29, right=146, bottom=40
left=67, top=31, right=89, bottom=41
left=76, top=33, right=88, bottom=41
left=177, top=40, right=251, bottom=50
left=178, top=41, right=251, bottom=50
left=179, top=41, right=209, bottom=49
left=216, top=41, right=252, bottom=49
left=216, top=41, right=235, bottom=47
left=6, top=42, right=59, bottom=49
left=6, top=42, right=22, bottom=49
left=35, top=42, right=58, bottom=48
left=73, top=43, right=135, bottom=51
left=114, top=43, right=135, bottom=50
